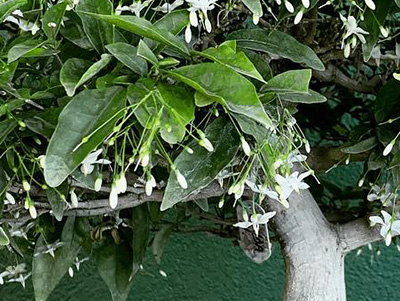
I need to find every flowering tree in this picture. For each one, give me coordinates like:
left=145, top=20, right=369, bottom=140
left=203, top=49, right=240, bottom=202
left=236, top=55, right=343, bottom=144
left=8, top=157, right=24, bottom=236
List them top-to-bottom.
left=0, top=0, right=399, bottom=300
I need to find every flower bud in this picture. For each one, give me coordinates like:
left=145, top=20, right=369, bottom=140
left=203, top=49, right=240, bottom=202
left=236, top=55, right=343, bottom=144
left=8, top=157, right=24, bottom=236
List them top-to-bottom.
left=240, top=136, right=251, bottom=156
left=199, top=138, right=214, bottom=152
left=383, top=140, right=395, bottom=156
left=175, top=170, right=188, bottom=189
left=94, top=176, right=102, bottom=192
left=22, top=180, right=30, bottom=192
left=109, top=184, right=119, bottom=209
left=70, top=189, right=79, bottom=208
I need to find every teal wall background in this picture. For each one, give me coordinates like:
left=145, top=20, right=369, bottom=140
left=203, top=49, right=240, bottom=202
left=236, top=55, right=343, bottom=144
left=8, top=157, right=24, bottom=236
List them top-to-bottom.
left=1, top=231, right=399, bottom=301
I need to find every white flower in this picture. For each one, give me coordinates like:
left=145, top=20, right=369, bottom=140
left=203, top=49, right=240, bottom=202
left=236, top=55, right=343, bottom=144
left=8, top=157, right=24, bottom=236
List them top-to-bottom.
left=116, top=0, right=152, bottom=17
left=153, top=0, right=184, bottom=13
left=185, top=0, right=217, bottom=42
left=365, top=0, right=375, bottom=10
left=340, top=15, right=369, bottom=46
left=240, top=136, right=251, bottom=156
left=80, top=149, right=111, bottom=175
left=274, top=150, right=307, bottom=170
left=175, top=170, right=188, bottom=189
left=275, top=171, right=311, bottom=200
left=245, top=179, right=280, bottom=201
left=109, top=184, right=119, bottom=209
left=367, top=184, right=394, bottom=206
left=70, top=189, right=79, bottom=208
left=5, top=193, right=15, bottom=205
left=233, top=211, right=276, bottom=236
left=369, top=211, right=400, bottom=246
left=34, top=240, right=64, bottom=258
left=7, top=272, right=31, bottom=288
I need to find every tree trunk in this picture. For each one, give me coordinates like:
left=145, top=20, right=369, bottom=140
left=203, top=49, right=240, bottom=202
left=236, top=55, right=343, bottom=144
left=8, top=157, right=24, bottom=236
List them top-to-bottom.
left=266, top=188, right=346, bottom=301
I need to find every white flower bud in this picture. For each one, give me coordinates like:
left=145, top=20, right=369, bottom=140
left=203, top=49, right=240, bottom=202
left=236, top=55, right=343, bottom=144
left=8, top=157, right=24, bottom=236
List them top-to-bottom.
left=284, top=0, right=294, bottom=13
left=302, top=0, right=310, bottom=8
left=365, top=0, right=375, bottom=10
left=294, top=10, right=304, bottom=25
left=189, top=11, right=198, bottom=27
left=252, top=14, right=260, bottom=25
left=204, top=18, right=212, bottom=33
left=47, top=22, right=57, bottom=28
left=185, top=25, right=192, bottom=43
left=380, top=26, right=389, bottom=38
left=344, top=43, right=351, bottom=58
left=240, top=136, right=251, bottom=156
left=199, top=138, right=214, bottom=152
left=305, top=140, right=311, bottom=153
left=383, top=140, right=395, bottom=156
left=185, top=146, right=194, bottom=154
left=140, top=153, right=150, bottom=167
left=38, top=155, right=46, bottom=169
left=175, top=170, right=187, bottom=189
left=116, top=173, right=127, bottom=194
left=94, top=176, right=102, bottom=192
left=358, top=178, right=364, bottom=187
left=145, top=179, right=153, bottom=196
left=22, top=180, right=30, bottom=192
left=109, top=184, right=119, bottom=209
left=70, top=190, right=79, bottom=208
left=5, top=192, right=15, bottom=205
left=218, top=198, right=224, bottom=208
left=29, top=205, right=37, bottom=219
left=242, top=208, right=249, bottom=221
left=68, top=267, right=74, bottom=278
left=159, top=270, right=167, bottom=277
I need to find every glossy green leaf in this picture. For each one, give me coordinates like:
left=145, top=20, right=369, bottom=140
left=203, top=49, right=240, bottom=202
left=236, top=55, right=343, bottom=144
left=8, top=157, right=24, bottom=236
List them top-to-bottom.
left=0, top=0, right=26, bottom=23
left=76, top=0, right=114, bottom=54
left=361, top=0, right=393, bottom=62
left=396, top=0, right=400, bottom=8
left=42, top=2, right=67, bottom=39
left=144, top=10, right=189, bottom=50
left=78, top=12, right=189, bottom=55
left=60, top=16, right=93, bottom=50
left=227, top=29, right=325, bottom=71
left=8, top=40, right=41, bottom=63
left=137, top=40, right=159, bottom=66
left=106, top=43, right=148, bottom=75
left=198, top=45, right=265, bottom=82
left=241, top=48, right=273, bottom=81
left=60, top=54, right=112, bottom=97
left=169, top=63, right=273, bottom=128
left=261, top=69, right=312, bottom=94
left=127, top=79, right=156, bottom=129
left=374, top=80, right=400, bottom=123
left=44, top=87, right=126, bottom=187
left=279, top=89, right=327, bottom=104
left=194, top=91, right=216, bottom=107
left=25, top=108, right=62, bottom=138
left=161, top=118, right=239, bottom=210
left=0, top=119, right=17, bottom=145
left=341, top=137, right=377, bottom=154
left=46, top=182, right=68, bottom=222
left=194, top=199, right=209, bottom=212
left=131, top=204, right=150, bottom=277
left=33, top=216, right=90, bottom=301
left=152, top=224, right=174, bottom=264
left=0, top=226, right=9, bottom=246
left=93, top=239, right=133, bottom=301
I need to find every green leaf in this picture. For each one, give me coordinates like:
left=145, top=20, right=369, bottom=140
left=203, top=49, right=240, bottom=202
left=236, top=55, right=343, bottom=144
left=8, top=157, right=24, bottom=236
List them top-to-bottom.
left=0, top=0, right=26, bottom=23
left=76, top=0, right=114, bottom=54
left=241, top=0, right=262, bottom=21
left=361, top=0, right=393, bottom=62
left=396, top=0, right=400, bottom=8
left=42, top=2, right=67, bottom=39
left=144, top=10, right=189, bottom=50
left=78, top=12, right=189, bottom=55
left=60, top=15, right=93, bottom=50
left=227, top=29, right=325, bottom=71
left=8, top=40, right=41, bottom=63
left=137, top=40, right=159, bottom=67
left=106, top=43, right=148, bottom=75
left=198, top=45, right=265, bottom=82
left=240, top=48, right=273, bottom=81
left=60, top=54, right=112, bottom=97
left=169, top=63, right=273, bottom=128
left=261, top=69, right=312, bottom=94
left=127, top=79, right=156, bottom=129
left=374, top=80, right=400, bottom=123
left=157, top=82, right=195, bottom=144
left=44, top=87, right=126, bottom=187
left=279, top=89, right=327, bottom=104
left=194, top=91, right=216, bottom=107
left=25, top=108, right=62, bottom=138
left=161, top=118, right=239, bottom=210
left=0, top=119, right=17, bottom=145
left=341, top=137, right=377, bottom=154
left=0, top=162, right=7, bottom=216
left=72, top=167, right=100, bottom=190
left=46, top=182, right=68, bottom=222
left=194, top=199, right=209, bottom=212
left=131, top=204, right=150, bottom=277
left=33, top=216, right=90, bottom=301
left=152, top=224, right=174, bottom=264
left=0, top=226, right=9, bottom=246
left=93, top=239, right=133, bottom=301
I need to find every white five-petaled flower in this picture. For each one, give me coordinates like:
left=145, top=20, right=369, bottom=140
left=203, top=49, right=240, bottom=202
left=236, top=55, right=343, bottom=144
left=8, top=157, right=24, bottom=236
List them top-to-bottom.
left=116, top=0, right=152, bottom=17
left=153, top=0, right=184, bottom=13
left=184, top=0, right=217, bottom=42
left=4, top=10, right=40, bottom=35
left=340, top=15, right=369, bottom=47
left=80, top=149, right=111, bottom=175
left=274, top=150, right=307, bottom=170
left=275, top=171, right=311, bottom=201
left=245, top=179, right=280, bottom=201
left=367, top=184, right=394, bottom=206
left=233, top=211, right=276, bottom=236
left=369, top=211, right=400, bottom=246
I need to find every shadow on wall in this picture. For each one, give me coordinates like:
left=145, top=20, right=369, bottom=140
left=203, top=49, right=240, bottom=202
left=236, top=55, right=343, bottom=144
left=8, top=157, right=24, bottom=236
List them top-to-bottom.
left=1, top=232, right=400, bottom=301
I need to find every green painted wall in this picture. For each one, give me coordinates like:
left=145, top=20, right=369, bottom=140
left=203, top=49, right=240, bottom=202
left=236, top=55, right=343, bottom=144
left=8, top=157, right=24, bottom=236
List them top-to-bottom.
left=1, top=232, right=399, bottom=300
